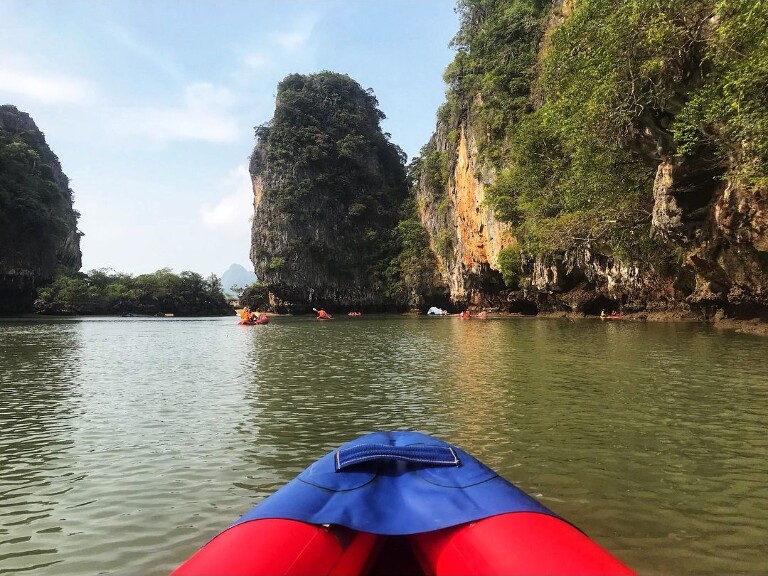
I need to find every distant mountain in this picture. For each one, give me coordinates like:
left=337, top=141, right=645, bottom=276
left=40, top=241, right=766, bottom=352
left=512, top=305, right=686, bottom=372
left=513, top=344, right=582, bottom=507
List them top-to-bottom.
left=221, top=263, right=257, bottom=296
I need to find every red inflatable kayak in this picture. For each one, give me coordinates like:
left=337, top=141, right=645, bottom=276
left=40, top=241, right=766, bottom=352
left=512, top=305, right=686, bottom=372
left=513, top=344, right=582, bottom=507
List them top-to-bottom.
left=238, top=314, right=269, bottom=325
left=172, top=432, right=634, bottom=576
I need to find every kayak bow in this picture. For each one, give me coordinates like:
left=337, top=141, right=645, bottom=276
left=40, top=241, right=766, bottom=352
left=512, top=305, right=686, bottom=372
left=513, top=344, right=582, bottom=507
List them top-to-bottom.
left=172, top=431, right=634, bottom=575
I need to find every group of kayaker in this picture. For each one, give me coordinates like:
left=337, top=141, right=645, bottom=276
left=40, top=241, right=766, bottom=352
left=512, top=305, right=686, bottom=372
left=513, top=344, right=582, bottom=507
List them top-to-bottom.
left=239, top=306, right=269, bottom=325
left=241, top=306, right=489, bottom=323
left=239, top=307, right=337, bottom=323
left=241, top=308, right=622, bottom=321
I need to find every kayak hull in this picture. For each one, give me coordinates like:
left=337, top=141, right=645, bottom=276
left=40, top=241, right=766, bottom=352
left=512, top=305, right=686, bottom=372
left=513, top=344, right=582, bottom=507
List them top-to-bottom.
left=172, top=432, right=634, bottom=575
left=172, top=512, right=632, bottom=575
left=411, top=512, right=632, bottom=575
left=172, top=519, right=380, bottom=576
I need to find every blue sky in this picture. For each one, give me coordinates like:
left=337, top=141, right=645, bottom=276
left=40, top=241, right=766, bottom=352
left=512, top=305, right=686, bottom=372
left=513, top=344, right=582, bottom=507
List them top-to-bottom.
left=0, top=0, right=459, bottom=277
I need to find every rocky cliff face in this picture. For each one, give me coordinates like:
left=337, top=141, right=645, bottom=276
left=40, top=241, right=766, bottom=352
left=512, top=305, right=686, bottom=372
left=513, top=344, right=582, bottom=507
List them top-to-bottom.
left=413, top=0, right=767, bottom=320
left=249, top=72, right=409, bottom=313
left=0, top=105, right=81, bottom=314
left=416, top=117, right=672, bottom=315
left=416, top=121, right=511, bottom=309
left=522, top=154, right=768, bottom=319
left=652, top=157, right=768, bottom=315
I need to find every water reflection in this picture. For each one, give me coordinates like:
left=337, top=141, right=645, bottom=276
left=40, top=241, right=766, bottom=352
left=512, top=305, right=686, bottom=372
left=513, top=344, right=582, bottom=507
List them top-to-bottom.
left=1, top=316, right=767, bottom=575
left=235, top=317, right=470, bottom=501
left=0, top=319, right=83, bottom=574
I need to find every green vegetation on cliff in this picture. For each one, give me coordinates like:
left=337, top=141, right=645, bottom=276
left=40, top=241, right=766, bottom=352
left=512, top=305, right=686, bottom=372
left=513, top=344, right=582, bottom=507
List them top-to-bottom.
left=435, top=0, right=767, bottom=272
left=442, top=0, right=547, bottom=165
left=673, top=0, right=768, bottom=188
left=250, top=72, right=410, bottom=306
left=0, top=105, right=82, bottom=313
left=0, top=106, right=81, bottom=275
left=0, top=133, right=70, bottom=242
left=386, top=197, right=440, bottom=304
left=36, top=268, right=231, bottom=316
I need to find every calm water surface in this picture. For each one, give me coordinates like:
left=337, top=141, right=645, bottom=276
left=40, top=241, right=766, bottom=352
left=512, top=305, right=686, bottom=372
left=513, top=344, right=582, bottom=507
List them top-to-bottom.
left=1, top=315, right=767, bottom=575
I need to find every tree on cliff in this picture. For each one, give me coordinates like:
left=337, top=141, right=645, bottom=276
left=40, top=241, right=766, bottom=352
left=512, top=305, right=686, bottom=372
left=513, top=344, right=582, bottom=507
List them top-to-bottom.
left=249, top=72, right=409, bottom=310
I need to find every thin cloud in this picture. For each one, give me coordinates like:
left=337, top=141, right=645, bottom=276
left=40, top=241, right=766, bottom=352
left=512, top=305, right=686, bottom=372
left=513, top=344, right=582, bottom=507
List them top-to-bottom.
left=271, top=14, right=317, bottom=53
left=240, top=15, right=317, bottom=73
left=101, top=22, right=184, bottom=82
left=274, top=31, right=309, bottom=52
left=244, top=52, right=274, bottom=71
left=0, top=62, right=95, bottom=105
left=110, top=83, right=240, bottom=144
left=200, top=164, right=253, bottom=231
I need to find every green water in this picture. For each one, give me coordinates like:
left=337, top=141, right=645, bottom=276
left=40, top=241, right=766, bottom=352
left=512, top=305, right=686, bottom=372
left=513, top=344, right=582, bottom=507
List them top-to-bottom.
left=1, top=315, right=766, bottom=575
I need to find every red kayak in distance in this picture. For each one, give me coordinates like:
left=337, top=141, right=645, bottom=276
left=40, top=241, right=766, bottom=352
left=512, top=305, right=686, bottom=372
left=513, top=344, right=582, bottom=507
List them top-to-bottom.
left=239, top=313, right=269, bottom=325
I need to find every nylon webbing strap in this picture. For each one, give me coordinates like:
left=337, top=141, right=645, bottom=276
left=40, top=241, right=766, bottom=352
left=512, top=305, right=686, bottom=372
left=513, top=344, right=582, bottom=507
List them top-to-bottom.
left=335, top=443, right=460, bottom=471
